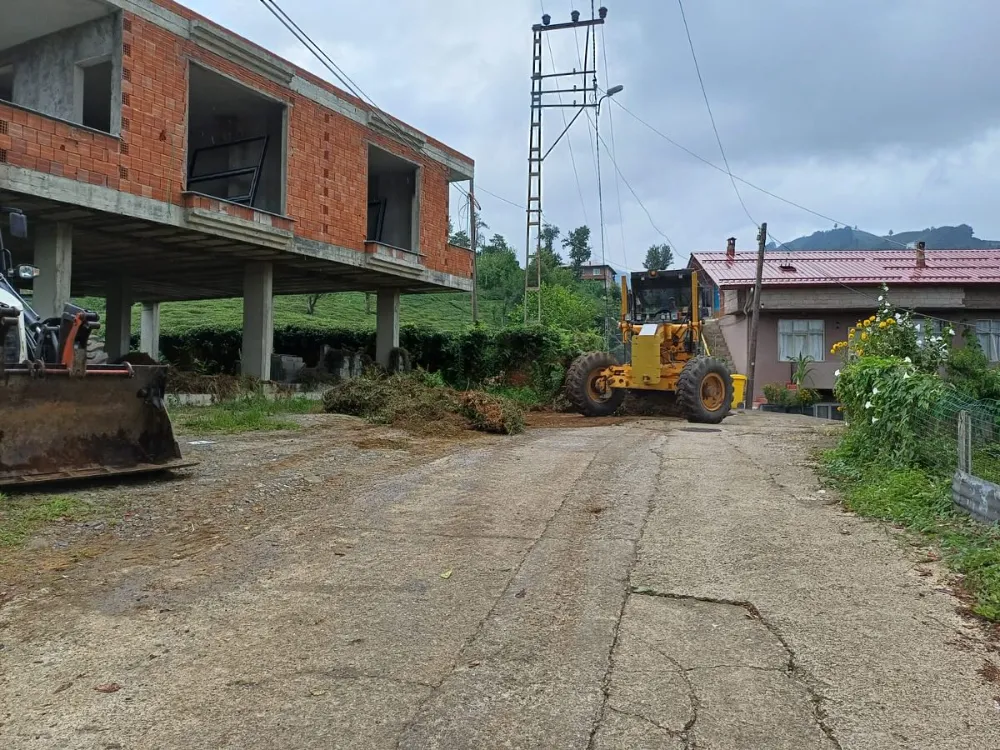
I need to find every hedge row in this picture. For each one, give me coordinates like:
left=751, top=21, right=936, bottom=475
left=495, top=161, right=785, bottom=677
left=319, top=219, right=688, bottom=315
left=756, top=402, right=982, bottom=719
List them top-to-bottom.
left=134, top=325, right=602, bottom=392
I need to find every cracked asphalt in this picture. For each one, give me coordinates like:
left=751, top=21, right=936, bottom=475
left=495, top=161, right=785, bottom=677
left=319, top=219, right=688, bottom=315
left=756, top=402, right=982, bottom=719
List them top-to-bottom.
left=2, top=411, right=1000, bottom=748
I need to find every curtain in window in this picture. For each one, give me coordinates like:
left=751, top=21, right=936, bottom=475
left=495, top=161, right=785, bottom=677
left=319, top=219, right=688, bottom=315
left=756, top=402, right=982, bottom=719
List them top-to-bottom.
left=778, top=319, right=825, bottom=361
left=977, top=320, right=1000, bottom=362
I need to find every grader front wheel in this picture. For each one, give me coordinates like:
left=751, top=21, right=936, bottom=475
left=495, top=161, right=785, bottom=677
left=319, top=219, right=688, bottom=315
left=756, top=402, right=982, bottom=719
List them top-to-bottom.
left=566, top=351, right=625, bottom=417
left=676, top=355, right=734, bottom=424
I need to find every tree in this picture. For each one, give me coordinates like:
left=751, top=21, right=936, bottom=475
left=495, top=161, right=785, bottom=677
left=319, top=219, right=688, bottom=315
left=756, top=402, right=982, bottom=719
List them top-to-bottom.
left=448, top=214, right=489, bottom=250
left=562, top=225, right=593, bottom=276
left=477, top=233, right=524, bottom=323
left=643, top=243, right=674, bottom=271
left=510, top=283, right=603, bottom=332
left=306, top=293, right=323, bottom=315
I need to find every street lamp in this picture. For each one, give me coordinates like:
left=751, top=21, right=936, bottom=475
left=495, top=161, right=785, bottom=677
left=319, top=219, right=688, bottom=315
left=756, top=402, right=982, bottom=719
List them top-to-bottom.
left=597, top=85, right=624, bottom=112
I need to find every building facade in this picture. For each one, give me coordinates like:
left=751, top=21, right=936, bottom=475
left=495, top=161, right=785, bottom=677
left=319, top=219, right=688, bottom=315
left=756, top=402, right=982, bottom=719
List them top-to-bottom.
left=0, top=0, right=474, bottom=376
left=690, top=247, right=1000, bottom=402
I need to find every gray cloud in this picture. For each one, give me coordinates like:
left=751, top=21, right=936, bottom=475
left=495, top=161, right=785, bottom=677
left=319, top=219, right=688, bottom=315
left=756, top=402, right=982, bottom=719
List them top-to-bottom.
left=185, top=0, right=1000, bottom=271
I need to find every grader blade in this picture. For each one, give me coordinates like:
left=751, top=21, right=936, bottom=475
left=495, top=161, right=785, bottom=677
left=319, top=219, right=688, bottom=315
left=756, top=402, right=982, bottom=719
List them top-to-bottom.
left=0, top=365, right=194, bottom=487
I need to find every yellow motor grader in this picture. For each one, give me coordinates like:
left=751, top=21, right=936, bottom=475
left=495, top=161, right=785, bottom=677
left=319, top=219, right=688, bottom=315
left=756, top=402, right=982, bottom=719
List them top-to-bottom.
left=566, top=268, right=737, bottom=423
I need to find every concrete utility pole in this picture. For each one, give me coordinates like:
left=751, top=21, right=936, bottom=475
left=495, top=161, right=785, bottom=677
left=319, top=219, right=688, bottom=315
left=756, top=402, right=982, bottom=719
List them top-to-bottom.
left=469, top=179, right=479, bottom=323
left=745, top=222, right=767, bottom=410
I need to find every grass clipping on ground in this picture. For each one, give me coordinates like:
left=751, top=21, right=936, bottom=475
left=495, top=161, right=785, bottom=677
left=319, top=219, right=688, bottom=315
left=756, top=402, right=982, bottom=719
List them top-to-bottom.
left=322, top=373, right=525, bottom=436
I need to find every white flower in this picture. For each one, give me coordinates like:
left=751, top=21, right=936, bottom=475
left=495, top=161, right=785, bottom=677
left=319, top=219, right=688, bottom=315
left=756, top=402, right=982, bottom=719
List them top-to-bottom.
left=878, top=296, right=884, bottom=302
left=895, top=313, right=902, bottom=321
left=948, top=328, right=955, bottom=336
left=903, top=356, right=912, bottom=363
left=834, top=369, right=841, bottom=377
left=903, top=372, right=910, bottom=380
left=872, top=386, right=879, bottom=395
left=865, top=401, right=873, bottom=409
left=871, top=417, right=878, bottom=424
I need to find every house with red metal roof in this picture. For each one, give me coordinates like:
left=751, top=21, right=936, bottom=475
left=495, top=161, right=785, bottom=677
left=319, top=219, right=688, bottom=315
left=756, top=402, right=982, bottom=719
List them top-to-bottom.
left=689, top=238, right=1000, bottom=403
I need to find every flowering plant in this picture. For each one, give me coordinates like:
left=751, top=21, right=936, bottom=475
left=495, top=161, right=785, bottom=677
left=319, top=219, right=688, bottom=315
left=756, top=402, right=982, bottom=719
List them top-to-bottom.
left=829, top=284, right=953, bottom=374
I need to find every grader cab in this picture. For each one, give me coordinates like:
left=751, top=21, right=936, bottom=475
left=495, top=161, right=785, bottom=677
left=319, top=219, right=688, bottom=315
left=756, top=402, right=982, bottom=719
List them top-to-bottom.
left=566, top=268, right=737, bottom=423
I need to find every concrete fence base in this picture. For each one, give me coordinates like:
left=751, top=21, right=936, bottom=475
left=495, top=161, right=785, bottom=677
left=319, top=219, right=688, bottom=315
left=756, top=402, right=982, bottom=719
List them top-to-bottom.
left=952, top=470, right=1000, bottom=525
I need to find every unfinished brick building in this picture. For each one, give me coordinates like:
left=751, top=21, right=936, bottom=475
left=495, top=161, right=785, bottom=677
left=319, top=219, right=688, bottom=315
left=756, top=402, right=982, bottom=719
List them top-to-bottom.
left=0, top=0, right=475, bottom=377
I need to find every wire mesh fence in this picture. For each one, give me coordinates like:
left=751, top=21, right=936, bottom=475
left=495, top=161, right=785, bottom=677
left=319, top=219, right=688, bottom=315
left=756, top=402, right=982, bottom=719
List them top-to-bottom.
left=914, top=391, right=1000, bottom=485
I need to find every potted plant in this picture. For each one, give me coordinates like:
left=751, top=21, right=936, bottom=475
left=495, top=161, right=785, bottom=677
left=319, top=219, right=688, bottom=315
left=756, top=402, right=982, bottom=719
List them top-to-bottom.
left=761, top=383, right=789, bottom=412
left=792, top=387, right=820, bottom=415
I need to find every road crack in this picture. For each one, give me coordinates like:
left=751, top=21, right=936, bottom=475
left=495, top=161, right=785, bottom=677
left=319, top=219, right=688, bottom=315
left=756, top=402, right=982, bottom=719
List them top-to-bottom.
left=586, top=438, right=668, bottom=750
left=629, top=586, right=842, bottom=749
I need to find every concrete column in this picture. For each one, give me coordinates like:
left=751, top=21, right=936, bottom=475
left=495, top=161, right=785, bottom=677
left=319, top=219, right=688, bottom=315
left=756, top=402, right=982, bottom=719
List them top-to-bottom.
left=33, top=222, right=73, bottom=321
left=242, top=262, right=274, bottom=380
left=104, top=276, right=133, bottom=361
left=375, top=288, right=401, bottom=367
left=140, top=302, right=160, bottom=359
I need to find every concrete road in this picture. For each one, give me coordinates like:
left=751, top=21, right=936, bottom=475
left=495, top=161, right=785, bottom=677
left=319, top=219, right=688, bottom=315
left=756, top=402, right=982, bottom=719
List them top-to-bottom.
left=2, top=413, right=999, bottom=748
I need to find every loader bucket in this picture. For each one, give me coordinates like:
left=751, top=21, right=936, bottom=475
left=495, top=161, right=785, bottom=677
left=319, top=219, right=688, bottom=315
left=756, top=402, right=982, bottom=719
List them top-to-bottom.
left=0, top=365, right=194, bottom=487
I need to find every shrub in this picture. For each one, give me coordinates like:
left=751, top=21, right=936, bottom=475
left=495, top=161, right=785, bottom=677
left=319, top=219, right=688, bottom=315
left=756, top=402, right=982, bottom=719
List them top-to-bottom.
left=157, top=323, right=592, bottom=400
left=834, top=355, right=950, bottom=468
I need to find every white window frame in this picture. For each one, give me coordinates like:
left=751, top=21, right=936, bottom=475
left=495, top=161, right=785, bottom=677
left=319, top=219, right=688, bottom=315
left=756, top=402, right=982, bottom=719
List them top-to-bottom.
left=778, top=319, right=825, bottom=362
left=976, top=319, right=1000, bottom=362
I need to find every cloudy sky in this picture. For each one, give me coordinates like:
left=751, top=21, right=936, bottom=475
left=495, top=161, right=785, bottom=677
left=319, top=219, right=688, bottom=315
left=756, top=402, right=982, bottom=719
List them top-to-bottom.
left=184, top=0, right=1000, bottom=271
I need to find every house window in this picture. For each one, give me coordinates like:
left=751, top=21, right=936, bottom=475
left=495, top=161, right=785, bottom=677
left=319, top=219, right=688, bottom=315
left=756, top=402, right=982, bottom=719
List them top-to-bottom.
left=914, top=318, right=943, bottom=347
left=778, top=319, right=825, bottom=362
left=976, top=320, right=1000, bottom=362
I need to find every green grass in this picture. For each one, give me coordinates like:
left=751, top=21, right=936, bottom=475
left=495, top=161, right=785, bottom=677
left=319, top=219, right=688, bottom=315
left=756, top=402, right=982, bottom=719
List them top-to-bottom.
left=73, top=292, right=507, bottom=335
left=174, top=395, right=321, bottom=434
left=824, top=451, right=1000, bottom=620
left=0, top=494, right=94, bottom=548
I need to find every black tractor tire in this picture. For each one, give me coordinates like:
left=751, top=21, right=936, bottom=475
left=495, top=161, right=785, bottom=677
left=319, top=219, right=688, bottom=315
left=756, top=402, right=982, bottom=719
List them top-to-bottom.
left=566, top=351, right=625, bottom=417
left=676, top=355, right=734, bottom=424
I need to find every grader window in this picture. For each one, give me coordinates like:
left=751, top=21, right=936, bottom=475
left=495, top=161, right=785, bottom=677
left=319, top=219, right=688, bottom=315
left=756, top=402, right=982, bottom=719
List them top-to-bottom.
left=633, top=276, right=692, bottom=323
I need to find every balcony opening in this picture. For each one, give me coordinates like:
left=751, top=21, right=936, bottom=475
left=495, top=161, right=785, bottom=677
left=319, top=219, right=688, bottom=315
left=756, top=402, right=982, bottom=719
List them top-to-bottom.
left=0, top=5, right=121, bottom=132
left=77, top=58, right=112, bottom=132
left=187, top=64, right=287, bottom=215
left=0, top=65, right=12, bottom=102
left=367, top=145, right=420, bottom=252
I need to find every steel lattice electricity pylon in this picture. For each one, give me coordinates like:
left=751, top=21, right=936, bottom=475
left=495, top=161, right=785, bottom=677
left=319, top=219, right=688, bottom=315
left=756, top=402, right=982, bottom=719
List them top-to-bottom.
left=523, top=6, right=608, bottom=324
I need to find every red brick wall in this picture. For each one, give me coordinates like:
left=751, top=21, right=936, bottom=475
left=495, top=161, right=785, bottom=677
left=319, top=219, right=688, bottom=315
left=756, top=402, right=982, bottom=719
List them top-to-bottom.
left=0, top=8, right=472, bottom=281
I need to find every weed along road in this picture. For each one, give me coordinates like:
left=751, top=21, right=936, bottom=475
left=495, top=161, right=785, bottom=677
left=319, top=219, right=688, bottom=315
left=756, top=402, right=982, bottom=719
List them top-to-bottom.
left=1, top=412, right=999, bottom=748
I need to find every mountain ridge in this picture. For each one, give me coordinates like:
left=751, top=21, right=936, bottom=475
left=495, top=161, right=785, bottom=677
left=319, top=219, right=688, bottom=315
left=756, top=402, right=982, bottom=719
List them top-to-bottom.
left=765, top=224, right=1000, bottom=251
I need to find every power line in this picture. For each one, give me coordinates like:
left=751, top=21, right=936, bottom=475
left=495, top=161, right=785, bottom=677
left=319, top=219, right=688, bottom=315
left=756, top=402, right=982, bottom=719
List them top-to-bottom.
left=258, top=0, right=426, bottom=149
left=676, top=0, right=756, bottom=226
left=608, top=97, right=912, bottom=249
left=593, top=128, right=683, bottom=262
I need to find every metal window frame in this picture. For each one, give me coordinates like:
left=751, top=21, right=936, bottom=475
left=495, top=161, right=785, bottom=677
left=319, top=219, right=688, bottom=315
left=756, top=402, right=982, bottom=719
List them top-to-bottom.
left=187, top=135, right=270, bottom=207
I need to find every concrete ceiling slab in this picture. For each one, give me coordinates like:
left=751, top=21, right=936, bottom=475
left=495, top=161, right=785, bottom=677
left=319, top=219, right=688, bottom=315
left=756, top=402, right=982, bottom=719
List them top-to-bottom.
left=0, top=0, right=114, bottom=51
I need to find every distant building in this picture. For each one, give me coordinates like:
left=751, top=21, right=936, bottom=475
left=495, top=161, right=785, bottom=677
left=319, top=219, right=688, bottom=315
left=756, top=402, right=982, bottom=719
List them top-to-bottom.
left=688, top=245, right=1000, bottom=401
left=571, top=264, right=617, bottom=287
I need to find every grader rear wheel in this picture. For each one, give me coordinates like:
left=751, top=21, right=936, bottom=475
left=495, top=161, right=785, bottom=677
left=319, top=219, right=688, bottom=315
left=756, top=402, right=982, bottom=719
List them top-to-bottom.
left=566, top=351, right=625, bottom=417
left=676, top=355, right=734, bottom=424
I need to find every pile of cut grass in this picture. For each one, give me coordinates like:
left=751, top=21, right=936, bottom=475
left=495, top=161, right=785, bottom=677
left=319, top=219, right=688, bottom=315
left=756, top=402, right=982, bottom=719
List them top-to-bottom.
left=322, top=372, right=524, bottom=436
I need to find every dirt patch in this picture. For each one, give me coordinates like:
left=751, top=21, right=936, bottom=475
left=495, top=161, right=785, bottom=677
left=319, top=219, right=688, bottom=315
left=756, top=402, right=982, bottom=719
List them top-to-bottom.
left=0, top=414, right=476, bottom=614
left=354, top=437, right=412, bottom=451
left=979, top=660, right=1000, bottom=685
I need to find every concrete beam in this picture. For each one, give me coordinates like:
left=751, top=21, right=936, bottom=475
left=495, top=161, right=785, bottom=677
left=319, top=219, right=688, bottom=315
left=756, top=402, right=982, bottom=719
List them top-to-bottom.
left=33, top=222, right=73, bottom=320
left=242, top=262, right=274, bottom=380
left=104, top=275, right=133, bottom=360
left=376, top=288, right=401, bottom=368
left=140, top=301, right=160, bottom=358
